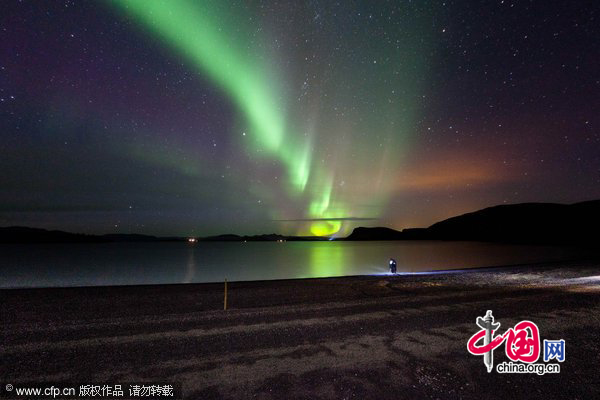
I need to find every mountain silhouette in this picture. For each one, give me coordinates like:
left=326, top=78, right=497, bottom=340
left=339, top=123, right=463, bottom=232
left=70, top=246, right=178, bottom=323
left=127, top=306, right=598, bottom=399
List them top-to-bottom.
left=2, top=200, right=599, bottom=244
left=345, top=200, right=600, bottom=244
left=0, top=227, right=166, bottom=243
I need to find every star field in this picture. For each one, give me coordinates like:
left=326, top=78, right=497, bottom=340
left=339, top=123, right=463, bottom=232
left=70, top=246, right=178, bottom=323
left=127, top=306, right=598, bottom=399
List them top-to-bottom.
left=0, top=0, right=598, bottom=236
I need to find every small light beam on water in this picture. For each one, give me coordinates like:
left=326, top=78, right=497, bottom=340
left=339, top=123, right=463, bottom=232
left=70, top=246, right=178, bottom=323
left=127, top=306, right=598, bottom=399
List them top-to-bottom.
left=368, top=268, right=474, bottom=276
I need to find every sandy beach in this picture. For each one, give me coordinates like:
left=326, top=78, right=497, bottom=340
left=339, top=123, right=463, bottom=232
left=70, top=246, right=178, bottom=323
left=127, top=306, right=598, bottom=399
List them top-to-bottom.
left=2, top=261, right=599, bottom=399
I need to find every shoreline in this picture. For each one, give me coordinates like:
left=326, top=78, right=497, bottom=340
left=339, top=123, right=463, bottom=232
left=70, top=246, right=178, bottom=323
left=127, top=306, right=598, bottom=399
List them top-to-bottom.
left=2, top=255, right=597, bottom=291
left=2, top=260, right=599, bottom=399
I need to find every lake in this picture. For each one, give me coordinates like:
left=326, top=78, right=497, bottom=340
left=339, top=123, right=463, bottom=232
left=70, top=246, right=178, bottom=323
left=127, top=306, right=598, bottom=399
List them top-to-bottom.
left=0, top=240, right=587, bottom=288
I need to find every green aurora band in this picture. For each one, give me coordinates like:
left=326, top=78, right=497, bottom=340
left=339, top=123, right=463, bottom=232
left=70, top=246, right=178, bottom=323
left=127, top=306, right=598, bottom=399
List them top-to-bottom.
left=112, top=0, right=432, bottom=236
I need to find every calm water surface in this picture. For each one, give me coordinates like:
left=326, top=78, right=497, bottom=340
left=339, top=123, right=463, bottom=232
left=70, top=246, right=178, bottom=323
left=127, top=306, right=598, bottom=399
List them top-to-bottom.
left=0, top=241, right=582, bottom=288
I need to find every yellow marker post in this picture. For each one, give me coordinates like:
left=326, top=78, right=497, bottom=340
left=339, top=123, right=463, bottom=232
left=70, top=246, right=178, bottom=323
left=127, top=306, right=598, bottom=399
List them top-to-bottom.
left=224, top=278, right=228, bottom=311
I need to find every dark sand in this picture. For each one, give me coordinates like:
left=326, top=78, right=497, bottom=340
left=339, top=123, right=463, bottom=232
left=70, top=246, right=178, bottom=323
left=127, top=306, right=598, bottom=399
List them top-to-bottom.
left=2, top=261, right=600, bottom=399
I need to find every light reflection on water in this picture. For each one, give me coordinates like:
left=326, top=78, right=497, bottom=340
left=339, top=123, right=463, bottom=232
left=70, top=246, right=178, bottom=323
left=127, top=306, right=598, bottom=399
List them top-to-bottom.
left=0, top=241, right=584, bottom=288
left=182, top=246, right=196, bottom=284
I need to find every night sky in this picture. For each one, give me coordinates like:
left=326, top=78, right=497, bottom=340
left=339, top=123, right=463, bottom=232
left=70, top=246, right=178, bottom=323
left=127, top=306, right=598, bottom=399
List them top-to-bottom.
left=1, top=0, right=598, bottom=237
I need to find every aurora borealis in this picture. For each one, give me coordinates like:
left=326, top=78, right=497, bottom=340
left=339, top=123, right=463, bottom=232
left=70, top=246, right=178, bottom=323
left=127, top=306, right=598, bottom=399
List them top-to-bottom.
left=109, top=0, right=432, bottom=237
left=1, top=1, right=599, bottom=237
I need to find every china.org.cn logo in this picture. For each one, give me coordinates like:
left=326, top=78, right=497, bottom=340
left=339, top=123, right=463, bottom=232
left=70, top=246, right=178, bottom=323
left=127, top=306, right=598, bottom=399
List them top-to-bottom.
left=467, top=310, right=565, bottom=375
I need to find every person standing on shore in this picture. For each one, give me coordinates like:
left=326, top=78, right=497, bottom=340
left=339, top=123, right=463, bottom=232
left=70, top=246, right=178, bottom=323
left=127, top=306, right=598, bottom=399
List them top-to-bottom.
left=389, top=258, right=397, bottom=274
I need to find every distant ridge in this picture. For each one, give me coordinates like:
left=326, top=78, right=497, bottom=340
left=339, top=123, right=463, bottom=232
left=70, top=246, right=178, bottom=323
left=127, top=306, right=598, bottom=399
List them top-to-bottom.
left=2, top=200, right=599, bottom=244
left=345, top=200, right=600, bottom=244
left=0, top=227, right=175, bottom=243
left=0, top=227, right=327, bottom=243
left=343, top=227, right=405, bottom=241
